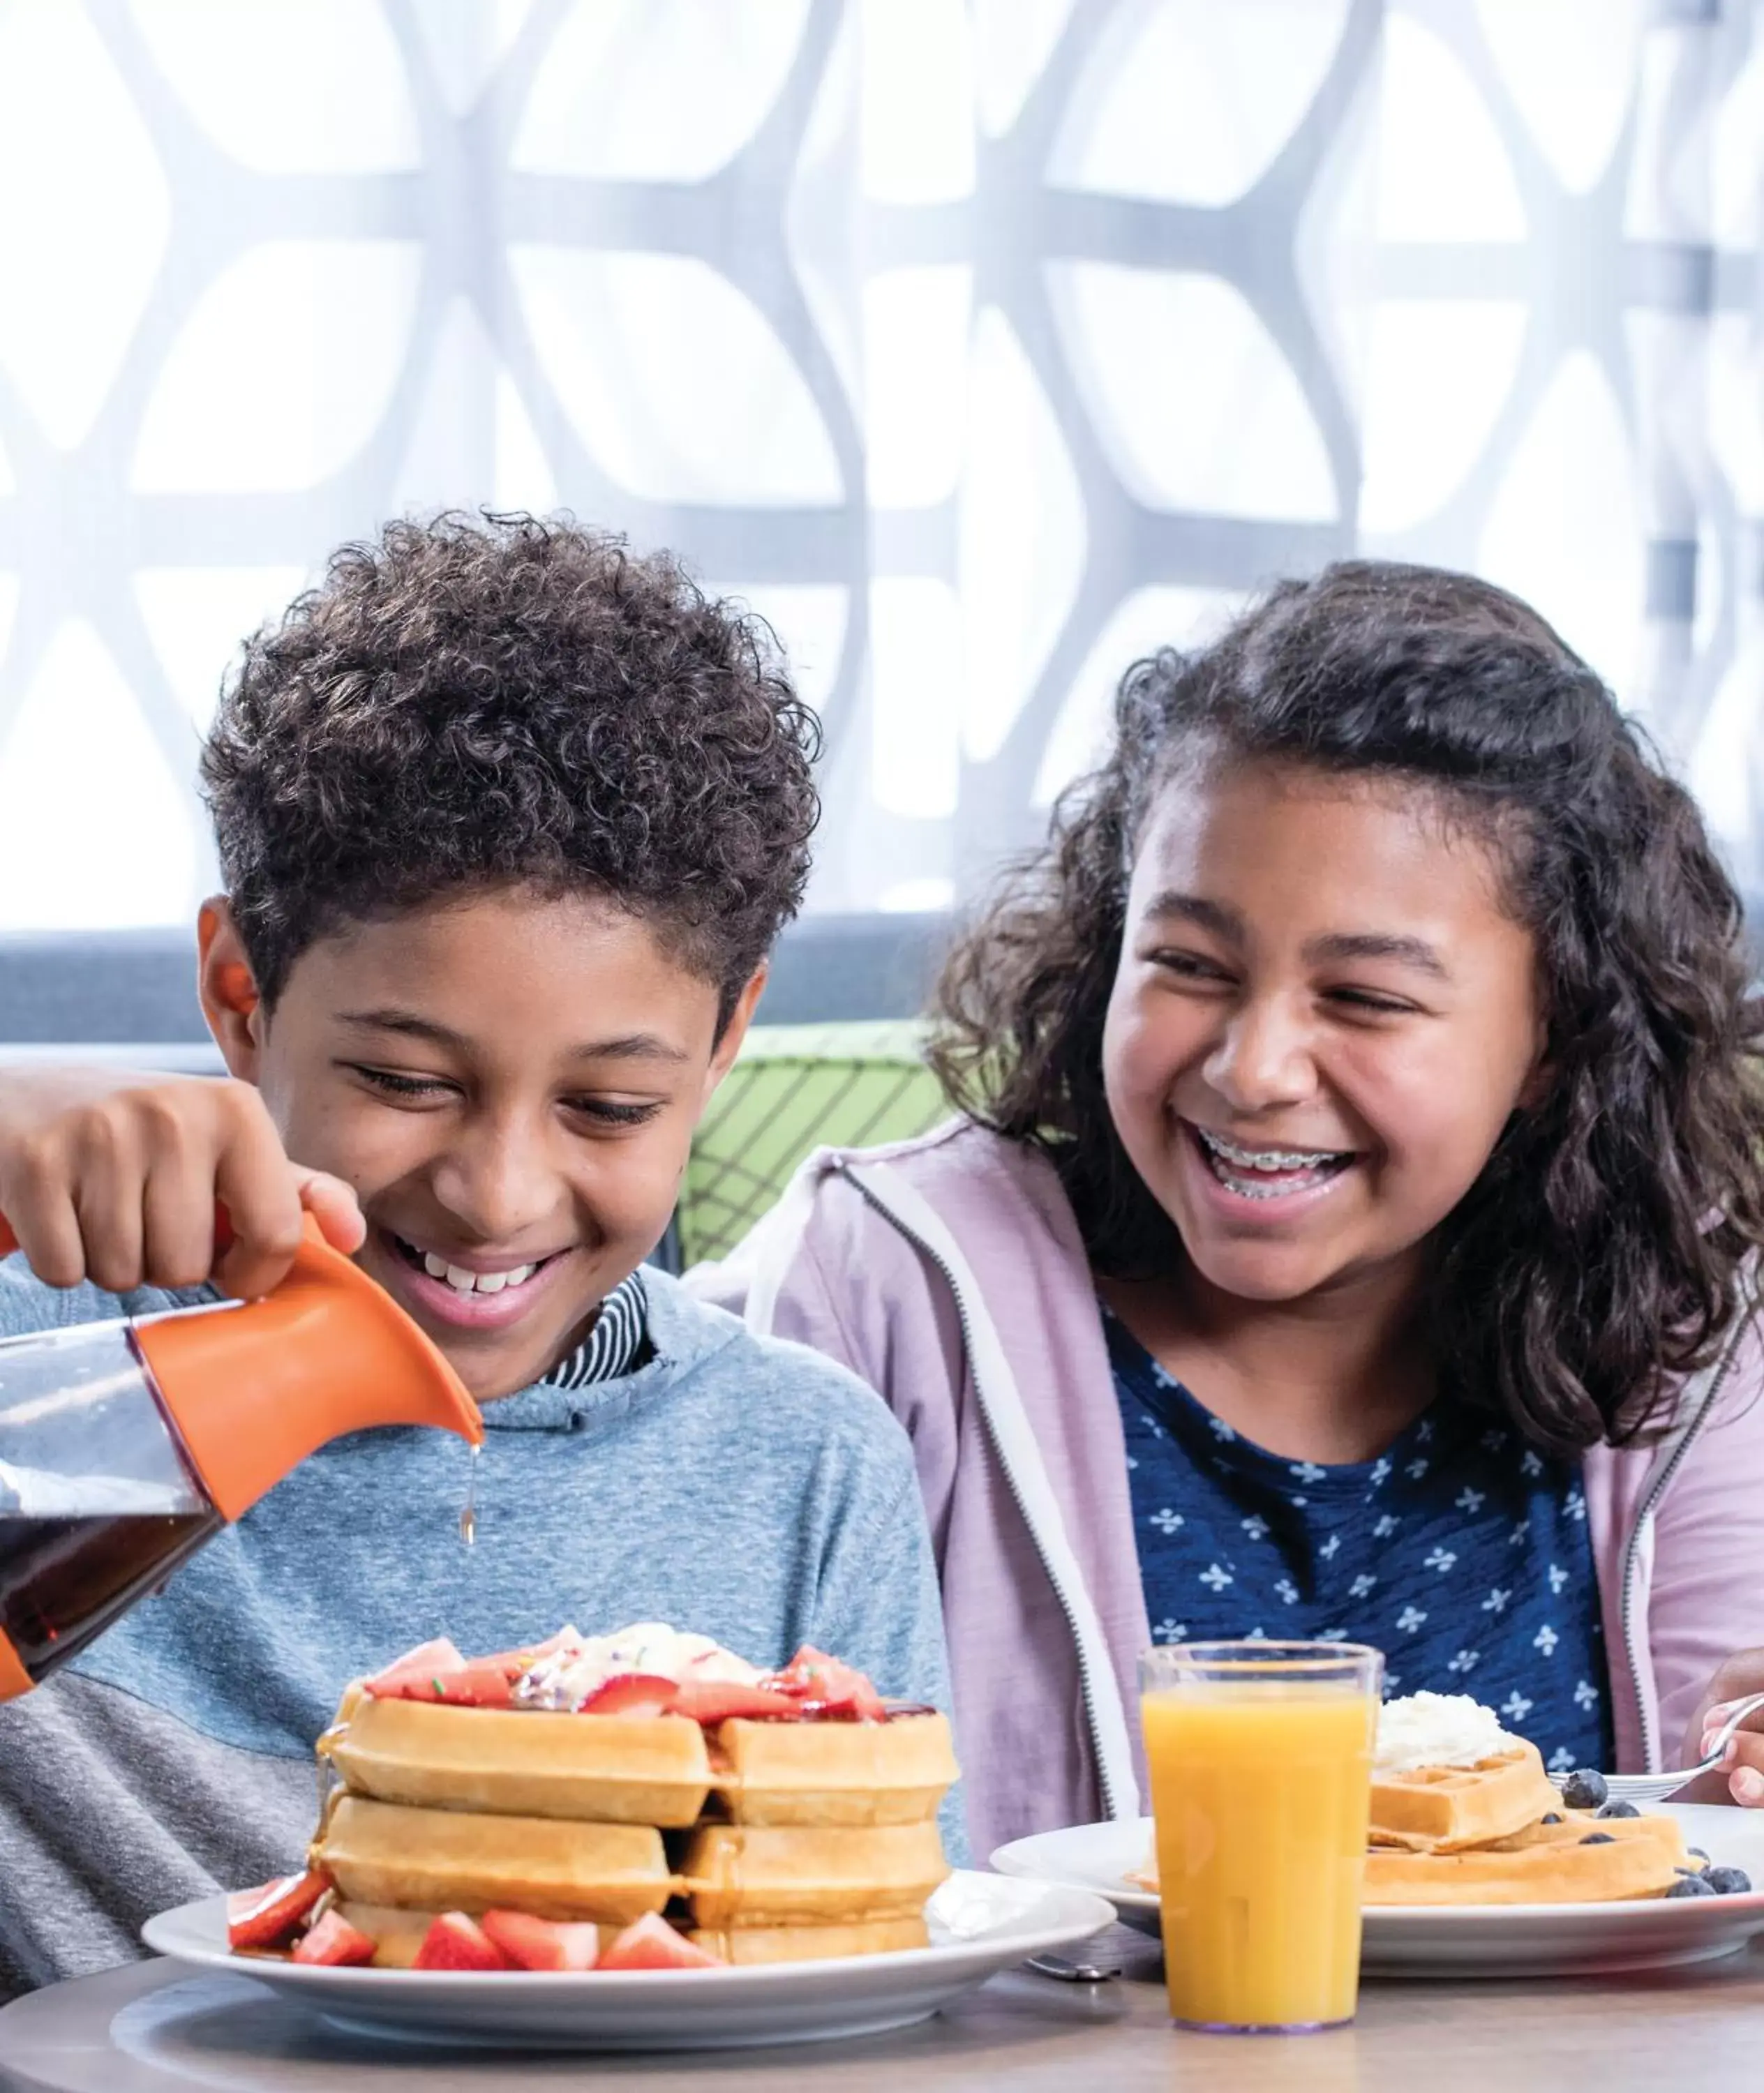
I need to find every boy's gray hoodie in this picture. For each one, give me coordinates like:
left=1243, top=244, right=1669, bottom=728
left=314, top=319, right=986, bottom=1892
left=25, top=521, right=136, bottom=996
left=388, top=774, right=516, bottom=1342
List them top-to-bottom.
left=0, top=1260, right=956, bottom=2000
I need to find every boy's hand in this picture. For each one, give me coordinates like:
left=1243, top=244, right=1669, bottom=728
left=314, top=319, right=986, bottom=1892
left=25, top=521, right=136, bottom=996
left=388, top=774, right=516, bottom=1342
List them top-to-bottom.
left=0, top=1067, right=364, bottom=1300
left=1682, top=1652, right=1764, bottom=1805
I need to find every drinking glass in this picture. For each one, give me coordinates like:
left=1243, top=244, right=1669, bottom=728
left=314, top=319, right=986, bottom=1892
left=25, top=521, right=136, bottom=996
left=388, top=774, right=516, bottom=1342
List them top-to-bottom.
left=1140, top=1640, right=1382, bottom=2034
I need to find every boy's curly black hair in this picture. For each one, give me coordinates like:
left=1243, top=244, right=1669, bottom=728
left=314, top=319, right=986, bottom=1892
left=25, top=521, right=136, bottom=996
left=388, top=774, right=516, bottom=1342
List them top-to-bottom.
left=201, top=513, right=821, bottom=1025
left=931, top=560, right=1764, bottom=1455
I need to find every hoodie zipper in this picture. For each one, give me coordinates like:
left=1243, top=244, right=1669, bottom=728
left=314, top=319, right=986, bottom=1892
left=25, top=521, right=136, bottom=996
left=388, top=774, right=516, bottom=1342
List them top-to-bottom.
left=842, top=1166, right=1128, bottom=1821
left=1616, top=1310, right=1751, bottom=1770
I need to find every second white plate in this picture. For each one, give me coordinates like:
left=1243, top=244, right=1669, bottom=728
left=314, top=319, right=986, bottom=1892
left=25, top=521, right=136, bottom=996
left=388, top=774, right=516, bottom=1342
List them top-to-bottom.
left=990, top=1804, right=1764, bottom=1977
left=142, top=1872, right=1115, bottom=2051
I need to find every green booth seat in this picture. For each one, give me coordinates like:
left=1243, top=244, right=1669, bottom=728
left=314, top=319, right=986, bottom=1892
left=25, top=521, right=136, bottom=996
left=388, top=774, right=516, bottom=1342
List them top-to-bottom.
left=678, top=1021, right=948, bottom=1270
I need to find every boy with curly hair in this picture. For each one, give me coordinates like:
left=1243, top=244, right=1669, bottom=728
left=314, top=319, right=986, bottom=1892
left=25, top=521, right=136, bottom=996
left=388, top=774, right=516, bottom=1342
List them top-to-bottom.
left=0, top=514, right=954, bottom=1997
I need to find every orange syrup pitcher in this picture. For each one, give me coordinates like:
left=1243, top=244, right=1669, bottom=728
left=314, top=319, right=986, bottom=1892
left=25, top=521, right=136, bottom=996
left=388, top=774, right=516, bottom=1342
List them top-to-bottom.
left=0, top=1210, right=482, bottom=1698
left=1140, top=1642, right=1382, bottom=2034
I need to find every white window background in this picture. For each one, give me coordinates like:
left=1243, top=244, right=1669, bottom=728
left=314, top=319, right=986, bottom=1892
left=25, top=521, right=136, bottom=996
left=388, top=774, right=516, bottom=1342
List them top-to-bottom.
left=0, top=0, right=1759, bottom=929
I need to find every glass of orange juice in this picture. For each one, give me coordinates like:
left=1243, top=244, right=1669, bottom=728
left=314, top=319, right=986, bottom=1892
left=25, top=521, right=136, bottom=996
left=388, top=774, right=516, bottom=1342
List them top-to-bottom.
left=1140, top=1640, right=1382, bottom=2034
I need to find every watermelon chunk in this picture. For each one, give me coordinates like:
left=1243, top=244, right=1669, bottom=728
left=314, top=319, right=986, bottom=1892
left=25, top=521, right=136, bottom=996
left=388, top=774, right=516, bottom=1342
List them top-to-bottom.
left=363, top=1637, right=465, bottom=1697
left=767, top=1646, right=885, bottom=1720
left=374, top=1659, right=514, bottom=1709
left=291, top=1911, right=376, bottom=1967
left=479, top=1911, right=601, bottom=1972
left=412, top=1912, right=514, bottom=1972
left=596, top=1914, right=723, bottom=1971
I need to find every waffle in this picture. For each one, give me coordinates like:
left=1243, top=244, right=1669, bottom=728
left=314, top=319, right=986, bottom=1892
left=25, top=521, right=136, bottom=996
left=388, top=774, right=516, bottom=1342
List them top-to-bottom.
left=290, top=1629, right=960, bottom=1970
left=323, top=1696, right=957, bottom=1831
left=325, top=1697, right=713, bottom=1826
left=713, top=1713, right=959, bottom=1826
left=1369, top=1740, right=1559, bottom=1853
left=313, top=1794, right=675, bottom=1925
left=1363, top=1812, right=1688, bottom=1905
left=680, top=1822, right=951, bottom=1928
left=687, top=1919, right=931, bottom=1965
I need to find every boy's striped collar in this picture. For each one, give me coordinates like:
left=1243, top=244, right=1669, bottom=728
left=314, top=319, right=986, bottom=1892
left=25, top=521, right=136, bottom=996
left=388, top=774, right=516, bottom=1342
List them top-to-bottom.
left=541, top=1270, right=648, bottom=1389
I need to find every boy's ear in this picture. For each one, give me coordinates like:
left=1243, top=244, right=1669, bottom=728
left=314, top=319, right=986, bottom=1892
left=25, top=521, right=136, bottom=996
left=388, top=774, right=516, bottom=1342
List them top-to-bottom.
left=197, top=899, right=264, bottom=1081
left=702, top=963, right=768, bottom=1102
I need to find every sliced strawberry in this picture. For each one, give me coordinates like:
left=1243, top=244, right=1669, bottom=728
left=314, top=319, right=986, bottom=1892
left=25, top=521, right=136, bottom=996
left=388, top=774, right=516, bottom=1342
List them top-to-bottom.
left=363, top=1637, right=465, bottom=1698
left=766, top=1646, right=885, bottom=1721
left=377, top=1658, right=515, bottom=1709
left=575, top=1673, right=679, bottom=1717
left=669, top=1678, right=805, bottom=1724
left=227, top=1871, right=331, bottom=1952
left=479, top=1910, right=601, bottom=1972
left=291, top=1911, right=377, bottom=1967
left=412, top=1912, right=514, bottom=1972
left=595, top=1914, right=723, bottom=1971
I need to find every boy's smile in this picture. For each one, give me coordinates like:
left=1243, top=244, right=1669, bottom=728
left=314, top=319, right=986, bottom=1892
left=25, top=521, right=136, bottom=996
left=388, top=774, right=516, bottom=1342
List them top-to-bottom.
left=206, top=885, right=757, bottom=1402
left=380, top=1229, right=578, bottom=1333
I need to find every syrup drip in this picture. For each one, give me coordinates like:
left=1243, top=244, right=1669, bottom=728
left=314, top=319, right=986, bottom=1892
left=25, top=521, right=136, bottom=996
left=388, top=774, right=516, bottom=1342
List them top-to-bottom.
left=458, top=1441, right=481, bottom=1548
left=313, top=1721, right=345, bottom=1826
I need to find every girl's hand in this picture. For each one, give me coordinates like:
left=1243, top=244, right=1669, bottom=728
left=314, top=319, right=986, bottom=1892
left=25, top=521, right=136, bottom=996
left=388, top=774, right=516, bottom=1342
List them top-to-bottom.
left=0, top=1066, right=364, bottom=1301
left=1687, top=1654, right=1764, bottom=1806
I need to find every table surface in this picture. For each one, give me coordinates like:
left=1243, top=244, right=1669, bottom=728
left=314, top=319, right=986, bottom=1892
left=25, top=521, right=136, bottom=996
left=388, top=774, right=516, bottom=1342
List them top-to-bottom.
left=5, top=1926, right=1764, bottom=2093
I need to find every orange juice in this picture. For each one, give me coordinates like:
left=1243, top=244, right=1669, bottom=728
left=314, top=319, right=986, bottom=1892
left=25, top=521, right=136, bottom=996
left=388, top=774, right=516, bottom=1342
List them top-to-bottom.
left=1142, top=1681, right=1375, bottom=2029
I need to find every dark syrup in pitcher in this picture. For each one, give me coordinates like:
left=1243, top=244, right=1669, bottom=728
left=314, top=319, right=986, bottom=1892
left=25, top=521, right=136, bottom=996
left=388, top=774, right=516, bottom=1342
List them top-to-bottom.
left=0, top=1511, right=221, bottom=1683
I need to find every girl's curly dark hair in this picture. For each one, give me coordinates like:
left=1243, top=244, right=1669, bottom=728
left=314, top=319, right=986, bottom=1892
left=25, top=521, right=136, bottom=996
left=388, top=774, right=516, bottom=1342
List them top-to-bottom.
left=201, top=512, right=821, bottom=1023
left=929, top=560, right=1764, bottom=1454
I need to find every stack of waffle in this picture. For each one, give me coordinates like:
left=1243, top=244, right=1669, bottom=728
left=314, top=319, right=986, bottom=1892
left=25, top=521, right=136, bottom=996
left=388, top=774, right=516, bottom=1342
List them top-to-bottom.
left=311, top=1679, right=959, bottom=1965
left=1363, top=1737, right=1689, bottom=1904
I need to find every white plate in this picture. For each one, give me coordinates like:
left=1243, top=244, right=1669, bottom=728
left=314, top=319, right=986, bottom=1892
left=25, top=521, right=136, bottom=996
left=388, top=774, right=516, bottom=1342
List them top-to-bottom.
left=991, top=1804, right=1764, bottom=1978
left=140, top=1872, right=1114, bottom=2051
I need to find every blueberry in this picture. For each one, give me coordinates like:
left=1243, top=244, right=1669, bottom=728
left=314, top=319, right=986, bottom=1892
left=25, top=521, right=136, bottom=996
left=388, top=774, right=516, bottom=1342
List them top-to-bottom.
left=1560, top=1769, right=1608, bottom=1810
left=1596, top=1799, right=1640, bottom=1820
left=1541, top=1813, right=1562, bottom=1826
left=1580, top=1832, right=1615, bottom=1845
left=1703, top=1866, right=1752, bottom=1896
left=1666, top=1873, right=1717, bottom=1898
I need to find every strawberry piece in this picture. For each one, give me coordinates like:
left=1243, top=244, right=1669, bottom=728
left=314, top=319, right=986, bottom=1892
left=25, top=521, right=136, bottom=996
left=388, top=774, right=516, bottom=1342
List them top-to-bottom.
left=363, top=1637, right=465, bottom=1698
left=766, top=1646, right=885, bottom=1721
left=575, top=1673, right=679, bottom=1717
left=669, top=1678, right=804, bottom=1724
left=227, top=1871, right=331, bottom=1952
left=480, top=1910, right=601, bottom=1972
left=291, top=1911, right=377, bottom=1967
left=412, top=1912, right=514, bottom=1972
left=595, top=1914, right=723, bottom=1971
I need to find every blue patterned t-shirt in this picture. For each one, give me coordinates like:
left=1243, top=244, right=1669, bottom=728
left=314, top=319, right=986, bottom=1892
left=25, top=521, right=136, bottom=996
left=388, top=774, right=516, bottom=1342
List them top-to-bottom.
left=1106, top=1311, right=1613, bottom=1775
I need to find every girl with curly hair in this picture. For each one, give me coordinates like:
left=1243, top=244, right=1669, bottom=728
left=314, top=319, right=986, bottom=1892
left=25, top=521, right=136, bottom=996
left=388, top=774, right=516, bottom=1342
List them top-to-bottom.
left=698, top=560, right=1764, bottom=1856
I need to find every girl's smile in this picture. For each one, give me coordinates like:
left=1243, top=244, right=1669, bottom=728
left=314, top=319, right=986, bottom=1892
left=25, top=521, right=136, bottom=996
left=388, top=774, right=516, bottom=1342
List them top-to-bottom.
left=1102, top=760, right=1548, bottom=1311
left=1182, top=1118, right=1359, bottom=1213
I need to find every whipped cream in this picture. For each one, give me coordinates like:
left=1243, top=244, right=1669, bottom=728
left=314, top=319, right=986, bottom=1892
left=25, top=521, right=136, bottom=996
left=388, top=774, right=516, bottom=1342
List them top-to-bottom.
left=515, top=1621, right=762, bottom=1711
left=1373, top=1691, right=1518, bottom=1775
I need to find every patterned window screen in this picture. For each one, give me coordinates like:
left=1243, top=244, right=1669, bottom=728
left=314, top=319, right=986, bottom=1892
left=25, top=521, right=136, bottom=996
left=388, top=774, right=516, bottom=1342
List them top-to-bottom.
left=0, top=0, right=1758, bottom=932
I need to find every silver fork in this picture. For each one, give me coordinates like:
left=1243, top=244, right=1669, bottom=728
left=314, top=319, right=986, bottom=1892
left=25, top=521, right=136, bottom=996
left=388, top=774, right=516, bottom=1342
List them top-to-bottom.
left=1550, top=1690, right=1764, bottom=1806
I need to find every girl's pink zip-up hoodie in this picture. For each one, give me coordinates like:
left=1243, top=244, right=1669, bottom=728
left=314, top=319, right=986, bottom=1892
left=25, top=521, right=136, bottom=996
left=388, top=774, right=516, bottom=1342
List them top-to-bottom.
left=691, top=1117, right=1764, bottom=1865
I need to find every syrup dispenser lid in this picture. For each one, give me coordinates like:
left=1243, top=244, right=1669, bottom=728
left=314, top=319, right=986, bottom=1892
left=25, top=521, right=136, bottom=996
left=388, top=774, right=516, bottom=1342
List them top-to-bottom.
left=133, top=1216, right=482, bottom=1521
